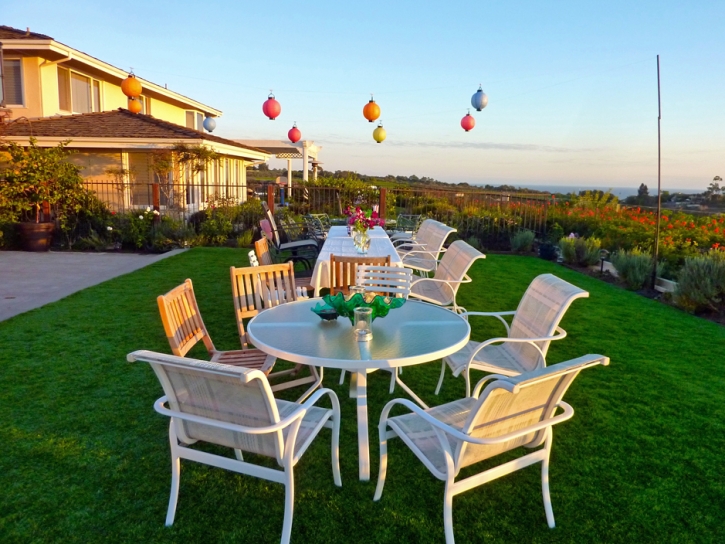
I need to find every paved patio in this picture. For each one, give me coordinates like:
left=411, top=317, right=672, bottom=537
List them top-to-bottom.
left=0, top=250, right=186, bottom=322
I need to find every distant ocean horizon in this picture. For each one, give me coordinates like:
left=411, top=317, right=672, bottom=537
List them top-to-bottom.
left=467, top=183, right=701, bottom=199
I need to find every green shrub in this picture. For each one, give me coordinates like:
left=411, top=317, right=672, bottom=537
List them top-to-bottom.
left=236, top=229, right=254, bottom=248
left=511, top=229, right=535, bottom=253
left=559, top=237, right=577, bottom=264
left=576, top=237, right=602, bottom=266
left=611, top=248, right=659, bottom=290
left=674, top=250, right=725, bottom=313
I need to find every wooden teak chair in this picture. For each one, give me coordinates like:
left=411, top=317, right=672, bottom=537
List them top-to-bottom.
left=329, top=254, right=391, bottom=296
left=230, top=262, right=322, bottom=401
left=157, top=278, right=274, bottom=372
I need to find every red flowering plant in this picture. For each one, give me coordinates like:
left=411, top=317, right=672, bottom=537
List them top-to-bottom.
left=344, top=205, right=384, bottom=234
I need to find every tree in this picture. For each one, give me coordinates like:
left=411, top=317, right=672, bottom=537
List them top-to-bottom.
left=637, top=183, right=649, bottom=198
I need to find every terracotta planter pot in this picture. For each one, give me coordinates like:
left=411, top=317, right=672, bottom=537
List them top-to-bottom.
left=17, top=222, right=55, bottom=252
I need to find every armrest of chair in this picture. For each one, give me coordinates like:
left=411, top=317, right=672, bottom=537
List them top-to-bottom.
left=460, top=310, right=516, bottom=333
left=463, top=326, right=568, bottom=368
left=380, top=397, right=574, bottom=447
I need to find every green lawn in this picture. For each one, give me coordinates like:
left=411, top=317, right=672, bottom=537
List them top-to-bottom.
left=1, top=248, right=724, bottom=543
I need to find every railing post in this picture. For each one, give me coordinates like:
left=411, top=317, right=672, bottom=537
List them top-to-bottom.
left=152, top=183, right=161, bottom=223
left=267, top=184, right=275, bottom=214
left=379, top=187, right=387, bottom=220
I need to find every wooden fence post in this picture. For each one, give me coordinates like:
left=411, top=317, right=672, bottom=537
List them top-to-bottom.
left=267, top=184, right=275, bottom=214
left=379, top=187, right=387, bottom=220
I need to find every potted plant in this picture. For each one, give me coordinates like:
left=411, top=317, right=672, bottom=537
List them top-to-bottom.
left=0, top=138, right=87, bottom=251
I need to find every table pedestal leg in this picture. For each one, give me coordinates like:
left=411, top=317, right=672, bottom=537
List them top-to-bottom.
left=353, top=370, right=370, bottom=481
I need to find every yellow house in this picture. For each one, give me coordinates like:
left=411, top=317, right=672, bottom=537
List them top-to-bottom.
left=0, top=25, right=270, bottom=213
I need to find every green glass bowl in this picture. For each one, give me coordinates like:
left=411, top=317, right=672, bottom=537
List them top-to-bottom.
left=321, top=292, right=406, bottom=325
left=310, top=303, right=339, bottom=321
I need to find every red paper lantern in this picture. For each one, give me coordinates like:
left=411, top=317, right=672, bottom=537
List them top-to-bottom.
left=121, top=73, right=142, bottom=98
left=262, top=91, right=281, bottom=120
left=363, top=95, right=380, bottom=122
left=128, top=97, right=142, bottom=114
left=460, top=111, right=475, bottom=132
left=288, top=122, right=301, bottom=143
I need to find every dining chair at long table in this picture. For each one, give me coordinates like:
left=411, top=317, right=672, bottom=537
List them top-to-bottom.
left=262, top=202, right=319, bottom=256
left=394, top=219, right=457, bottom=277
left=255, top=236, right=313, bottom=297
left=408, top=240, right=486, bottom=314
left=328, top=254, right=391, bottom=296
left=230, top=262, right=321, bottom=401
left=436, top=273, right=589, bottom=397
left=157, top=278, right=275, bottom=372
left=127, top=350, right=341, bottom=544
left=375, top=354, right=609, bottom=544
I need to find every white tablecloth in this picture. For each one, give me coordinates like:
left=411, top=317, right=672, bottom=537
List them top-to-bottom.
left=311, top=226, right=402, bottom=295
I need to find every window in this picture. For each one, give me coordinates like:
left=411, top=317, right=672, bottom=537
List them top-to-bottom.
left=1, top=59, right=23, bottom=106
left=57, top=66, right=102, bottom=113
left=185, top=111, right=204, bottom=130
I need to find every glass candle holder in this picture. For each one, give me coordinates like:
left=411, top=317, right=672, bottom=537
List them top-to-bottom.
left=349, top=285, right=366, bottom=296
left=353, top=307, right=373, bottom=341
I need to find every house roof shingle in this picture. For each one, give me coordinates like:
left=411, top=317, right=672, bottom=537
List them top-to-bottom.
left=0, top=25, right=52, bottom=40
left=1, top=109, right=268, bottom=155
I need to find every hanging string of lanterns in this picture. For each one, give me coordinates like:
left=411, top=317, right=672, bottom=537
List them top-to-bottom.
left=121, top=71, right=143, bottom=114
left=256, top=83, right=487, bottom=142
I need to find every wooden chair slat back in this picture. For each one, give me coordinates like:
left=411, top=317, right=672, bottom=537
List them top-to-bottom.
left=254, top=237, right=275, bottom=266
left=329, top=254, right=391, bottom=296
left=230, top=263, right=298, bottom=346
left=157, top=279, right=214, bottom=357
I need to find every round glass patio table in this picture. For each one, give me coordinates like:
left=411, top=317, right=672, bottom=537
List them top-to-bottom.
left=247, top=298, right=470, bottom=481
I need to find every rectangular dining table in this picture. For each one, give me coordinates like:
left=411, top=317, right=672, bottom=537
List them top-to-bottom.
left=310, top=226, right=403, bottom=296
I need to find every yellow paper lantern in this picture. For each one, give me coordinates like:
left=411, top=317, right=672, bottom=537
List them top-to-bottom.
left=373, top=121, right=386, bottom=143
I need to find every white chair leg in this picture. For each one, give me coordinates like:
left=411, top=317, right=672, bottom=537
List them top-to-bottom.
left=435, top=360, right=447, bottom=395
left=464, top=367, right=471, bottom=398
left=339, top=369, right=346, bottom=385
left=388, top=369, right=396, bottom=394
left=330, top=396, right=342, bottom=487
left=166, top=421, right=180, bottom=526
left=373, top=424, right=389, bottom=501
left=541, top=430, right=555, bottom=528
left=234, top=449, right=244, bottom=461
left=280, top=468, right=295, bottom=544
left=443, top=482, right=455, bottom=544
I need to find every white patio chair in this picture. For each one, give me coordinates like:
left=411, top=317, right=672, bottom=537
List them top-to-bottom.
left=394, top=219, right=457, bottom=276
left=408, top=240, right=486, bottom=314
left=231, top=263, right=319, bottom=400
left=356, top=264, right=413, bottom=299
left=337, top=265, right=414, bottom=390
left=436, top=273, right=589, bottom=397
left=127, top=350, right=341, bottom=544
left=375, top=354, right=609, bottom=544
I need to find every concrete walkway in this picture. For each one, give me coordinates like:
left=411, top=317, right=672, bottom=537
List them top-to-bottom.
left=0, top=249, right=186, bottom=322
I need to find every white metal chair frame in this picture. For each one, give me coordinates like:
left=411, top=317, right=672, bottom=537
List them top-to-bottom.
left=394, top=219, right=457, bottom=277
left=408, top=240, right=486, bottom=314
left=436, top=273, right=589, bottom=397
left=127, top=350, right=341, bottom=544
left=374, top=354, right=609, bottom=544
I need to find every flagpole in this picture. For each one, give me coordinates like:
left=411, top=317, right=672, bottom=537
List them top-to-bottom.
left=651, top=55, right=662, bottom=290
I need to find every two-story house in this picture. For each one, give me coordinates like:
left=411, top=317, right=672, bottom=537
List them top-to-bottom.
left=0, top=25, right=270, bottom=212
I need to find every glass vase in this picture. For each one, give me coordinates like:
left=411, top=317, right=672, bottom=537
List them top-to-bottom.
left=353, top=230, right=371, bottom=254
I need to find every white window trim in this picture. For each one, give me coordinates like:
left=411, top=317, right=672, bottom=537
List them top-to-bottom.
left=3, top=58, right=25, bottom=107
left=58, top=65, right=103, bottom=114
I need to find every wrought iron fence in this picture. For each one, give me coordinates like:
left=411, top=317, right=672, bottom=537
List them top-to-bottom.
left=78, top=180, right=548, bottom=250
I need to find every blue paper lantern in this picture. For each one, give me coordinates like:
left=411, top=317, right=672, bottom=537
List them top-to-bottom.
left=471, top=85, right=488, bottom=111
left=203, top=116, right=217, bottom=132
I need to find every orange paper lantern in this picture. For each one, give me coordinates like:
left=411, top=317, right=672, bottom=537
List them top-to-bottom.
left=121, top=74, right=143, bottom=98
left=363, top=95, right=380, bottom=123
left=128, top=97, right=142, bottom=114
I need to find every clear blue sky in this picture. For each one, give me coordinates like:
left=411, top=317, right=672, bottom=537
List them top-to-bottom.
left=6, top=1, right=724, bottom=192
